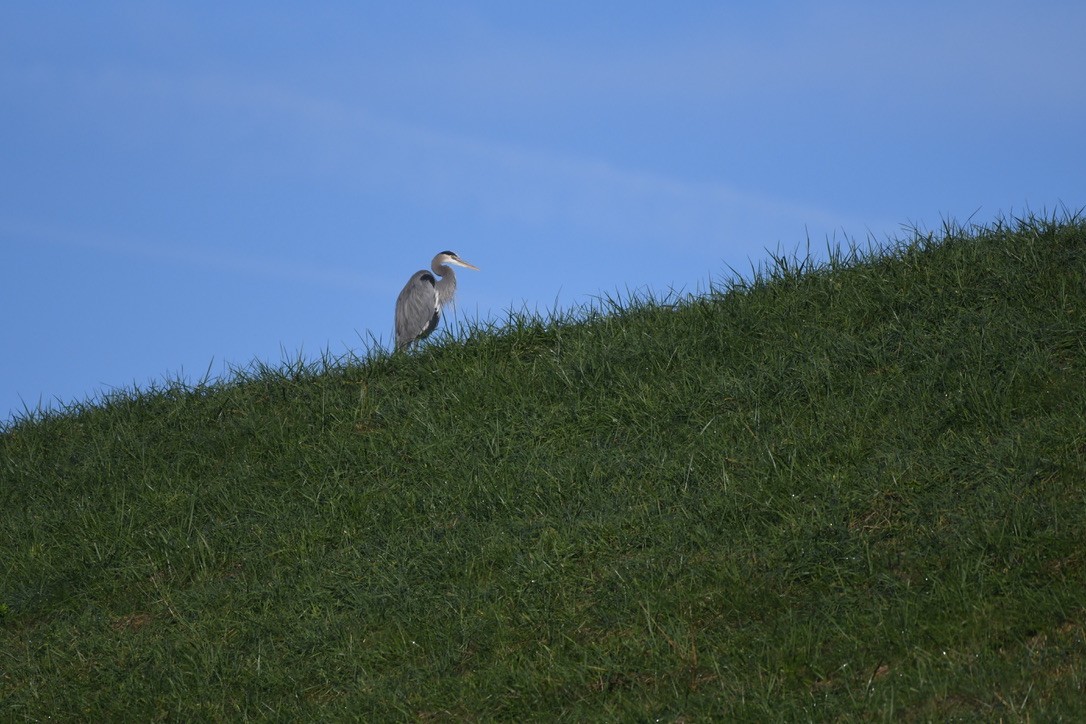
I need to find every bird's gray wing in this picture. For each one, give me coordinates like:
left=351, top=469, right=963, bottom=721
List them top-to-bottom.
left=395, top=270, right=440, bottom=350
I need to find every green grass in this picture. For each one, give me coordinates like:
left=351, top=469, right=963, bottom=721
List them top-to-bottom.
left=3, top=213, right=1086, bottom=720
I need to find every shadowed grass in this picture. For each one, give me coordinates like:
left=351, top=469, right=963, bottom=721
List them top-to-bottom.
left=2, top=212, right=1085, bottom=719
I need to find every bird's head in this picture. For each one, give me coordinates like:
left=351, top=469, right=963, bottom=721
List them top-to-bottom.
left=434, top=251, right=480, bottom=271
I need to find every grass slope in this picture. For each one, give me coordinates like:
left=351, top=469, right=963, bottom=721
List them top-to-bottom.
left=2, top=215, right=1086, bottom=719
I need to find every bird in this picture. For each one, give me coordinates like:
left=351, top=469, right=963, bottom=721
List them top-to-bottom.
left=394, top=251, right=480, bottom=351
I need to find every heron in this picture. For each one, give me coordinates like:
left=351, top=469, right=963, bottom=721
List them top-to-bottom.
left=394, top=251, right=480, bottom=351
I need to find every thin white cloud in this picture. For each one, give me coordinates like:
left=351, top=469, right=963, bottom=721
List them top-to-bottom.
left=3, top=61, right=869, bottom=247
left=194, top=74, right=871, bottom=242
left=2, top=217, right=379, bottom=292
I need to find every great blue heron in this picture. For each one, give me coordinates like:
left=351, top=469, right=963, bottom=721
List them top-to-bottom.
left=394, top=251, right=480, bottom=351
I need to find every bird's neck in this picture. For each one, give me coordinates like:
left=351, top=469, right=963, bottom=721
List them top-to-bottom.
left=432, top=263, right=457, bottom=305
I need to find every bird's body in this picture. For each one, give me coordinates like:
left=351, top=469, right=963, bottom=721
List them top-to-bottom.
left=395, top=251, right=479, bottom=351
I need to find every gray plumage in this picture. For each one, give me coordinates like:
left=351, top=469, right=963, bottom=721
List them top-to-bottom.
left=394, top=251, right=480, bottom=351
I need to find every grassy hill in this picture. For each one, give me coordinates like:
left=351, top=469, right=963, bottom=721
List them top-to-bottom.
left=2, top=214, right=1085, bottom=719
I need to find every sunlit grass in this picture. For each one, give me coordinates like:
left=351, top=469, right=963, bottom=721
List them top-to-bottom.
left=2, top=212, right=1085, bottom=719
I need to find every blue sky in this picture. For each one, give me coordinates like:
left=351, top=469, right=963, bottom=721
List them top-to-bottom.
left=3, top=2, right=1084, bottom=422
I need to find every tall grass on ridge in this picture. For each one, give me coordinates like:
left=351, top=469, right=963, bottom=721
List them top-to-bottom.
left=2, top=213, right=1085, bottom=719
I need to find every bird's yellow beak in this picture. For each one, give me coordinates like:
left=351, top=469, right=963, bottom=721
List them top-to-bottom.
left=451, top=258, right=480, bottom=271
